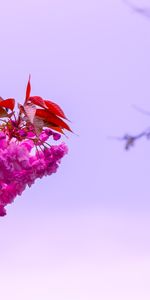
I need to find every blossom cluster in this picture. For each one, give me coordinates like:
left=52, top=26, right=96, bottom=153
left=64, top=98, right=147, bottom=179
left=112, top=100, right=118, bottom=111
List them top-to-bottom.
left=0, top=77, right=71, bottom=216
left=0, top=130, right=68, bottom=216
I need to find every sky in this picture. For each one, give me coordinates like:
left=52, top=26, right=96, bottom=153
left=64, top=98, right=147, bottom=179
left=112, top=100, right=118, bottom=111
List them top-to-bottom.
left=1, top=0, right=150, bottom=299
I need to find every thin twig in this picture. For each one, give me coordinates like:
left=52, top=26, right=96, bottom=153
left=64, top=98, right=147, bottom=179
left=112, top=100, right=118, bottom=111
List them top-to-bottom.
left=123, top=0, right=150, bottom=20
left=132, top=104, right=150, bottom=116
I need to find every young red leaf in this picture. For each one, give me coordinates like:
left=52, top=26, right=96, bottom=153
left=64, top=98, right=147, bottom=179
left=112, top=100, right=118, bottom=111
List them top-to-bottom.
left=25, top=75, right=31, bottom=101
left=28, top=96, right=47, bottom=109
left=29, top=96, right=68, bottom=120
left=0, top=98, right=15, bottom=111
left=44, top=100, right=68, bottom=120
left=0, top=107, right=9, bottom=117
left=35, top=109, right=72, bottom=132
left=43, top=121, right=64, bottom=134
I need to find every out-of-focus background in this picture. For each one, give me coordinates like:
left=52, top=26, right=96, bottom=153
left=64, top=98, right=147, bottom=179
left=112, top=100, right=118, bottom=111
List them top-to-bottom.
left=1, top=0, right=150, bottom=299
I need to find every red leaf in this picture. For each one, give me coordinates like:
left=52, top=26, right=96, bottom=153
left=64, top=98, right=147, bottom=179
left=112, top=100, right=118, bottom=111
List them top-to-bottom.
left=25, top=75, right=31, bottom=101
left=28, top=96, right=47, bottom=109
left=29, top=96, right=68, bottom=120
left=0, top=98, right=15, bottom=110
left=44, top=100, right=68, bottom=120
left=0, top=107, right=8, bottom=117
left=35, top=109, right=72, bottom=132
left=43, top=121, right=64, bottom=134
left=48, top=126, right=64, bottom=134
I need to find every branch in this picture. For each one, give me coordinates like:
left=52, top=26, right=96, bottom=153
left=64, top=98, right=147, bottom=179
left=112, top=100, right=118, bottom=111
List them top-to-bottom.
left=123, top=0, right=150, bottom=20
left=114, top=128, right=150, bottom=150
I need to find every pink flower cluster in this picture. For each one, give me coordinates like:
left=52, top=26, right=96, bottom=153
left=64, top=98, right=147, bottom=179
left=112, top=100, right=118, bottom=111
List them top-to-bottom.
left=0, top=130, right=68, bottom=216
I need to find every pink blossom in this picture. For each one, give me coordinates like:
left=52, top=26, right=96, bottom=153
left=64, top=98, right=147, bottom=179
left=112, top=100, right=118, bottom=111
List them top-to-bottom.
left=0, top=78, right=71, bottom=217
left=0, top=132, right=68, bottom=216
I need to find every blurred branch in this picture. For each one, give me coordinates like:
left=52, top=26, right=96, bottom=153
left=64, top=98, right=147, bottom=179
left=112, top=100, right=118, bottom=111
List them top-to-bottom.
left=123, top=0, right=150, bottom=19
left=132, top=104, right=150, bottom=116
left=110, top=128, right=150, bottom=150
left=123, top=129, right=150, bottom=150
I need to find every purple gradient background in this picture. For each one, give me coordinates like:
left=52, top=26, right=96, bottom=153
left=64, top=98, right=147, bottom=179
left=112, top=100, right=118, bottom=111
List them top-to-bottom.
left=1, top=0, right=150, bottom=299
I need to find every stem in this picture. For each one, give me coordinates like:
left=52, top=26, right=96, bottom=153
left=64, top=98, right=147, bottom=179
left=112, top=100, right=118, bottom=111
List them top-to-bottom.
left=114, top=128, right=150, bottom=150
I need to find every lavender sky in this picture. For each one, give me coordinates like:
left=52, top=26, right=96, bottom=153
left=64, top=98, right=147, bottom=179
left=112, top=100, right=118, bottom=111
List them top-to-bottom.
left=1, top=0, right=150, bottom=299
